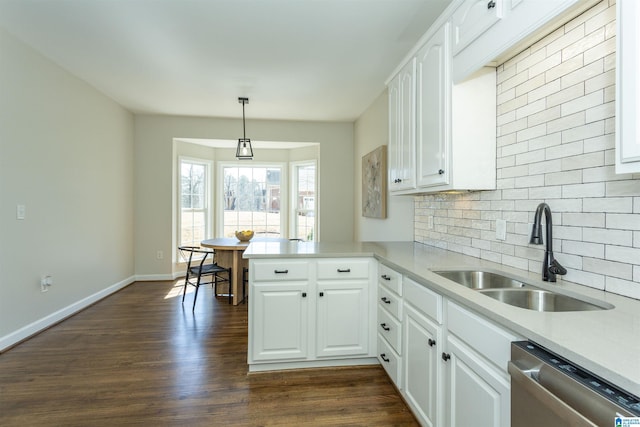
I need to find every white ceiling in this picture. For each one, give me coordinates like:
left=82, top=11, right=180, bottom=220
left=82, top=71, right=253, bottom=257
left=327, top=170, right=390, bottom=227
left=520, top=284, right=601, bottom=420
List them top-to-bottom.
left=0, top=0, right=451, bottom=122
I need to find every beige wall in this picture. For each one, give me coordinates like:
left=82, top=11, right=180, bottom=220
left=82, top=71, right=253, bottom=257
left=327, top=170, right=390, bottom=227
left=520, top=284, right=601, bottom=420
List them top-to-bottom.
left=0, top=29, right=135, bottom=347
left=353, top=90, right=414, bottom=242
left=134, top=115, right=353, bottom=276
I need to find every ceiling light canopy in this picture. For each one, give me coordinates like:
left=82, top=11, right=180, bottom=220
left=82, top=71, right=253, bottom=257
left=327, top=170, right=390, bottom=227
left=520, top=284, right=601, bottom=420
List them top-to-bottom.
left=236, top=97, right=253, bottom=160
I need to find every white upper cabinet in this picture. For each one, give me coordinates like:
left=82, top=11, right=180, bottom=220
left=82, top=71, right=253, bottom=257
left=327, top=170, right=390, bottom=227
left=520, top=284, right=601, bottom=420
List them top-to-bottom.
left=451, top=0, right=503, bottom=55
left=452, top=0, right=599, bottom=83
left=616, top=0, right=640, bottom=174
left=389, top=22, right=496, bottom=195
left=416, top=23, right=450, bottom=188
left=388, top=59, right=417, bottom=193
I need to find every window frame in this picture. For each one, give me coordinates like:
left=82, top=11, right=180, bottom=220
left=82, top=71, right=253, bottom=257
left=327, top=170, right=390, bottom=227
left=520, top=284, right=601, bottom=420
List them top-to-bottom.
left=177, top=156, right=213, bottom=251
left=290, top=160, right=318, bottom=241
left=216, top=161, right=288, bottom=238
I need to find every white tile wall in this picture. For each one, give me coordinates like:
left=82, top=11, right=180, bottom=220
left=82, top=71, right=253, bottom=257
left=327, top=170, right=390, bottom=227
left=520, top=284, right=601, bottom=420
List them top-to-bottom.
left=414, top=0, right=640, bottom=299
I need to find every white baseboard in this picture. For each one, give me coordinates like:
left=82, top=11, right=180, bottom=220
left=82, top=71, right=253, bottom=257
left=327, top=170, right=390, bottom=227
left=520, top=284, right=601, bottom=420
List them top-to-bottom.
left=135, top=271, right=184, bottom=281
left=0, top=275, right=135, bottom=352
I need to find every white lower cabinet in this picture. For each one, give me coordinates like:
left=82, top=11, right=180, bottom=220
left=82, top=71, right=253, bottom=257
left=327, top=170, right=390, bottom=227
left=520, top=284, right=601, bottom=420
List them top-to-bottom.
left=249, top=257, right=374, bottom=369
left=379, top=276, right=518, bottom=427
left=316, top=279, right=369, bottom=358
left=251, top=281, right=309, bottom=362
left=403, top=303, right=442, bottom=427
left=445, top=335, right=510, bottom=427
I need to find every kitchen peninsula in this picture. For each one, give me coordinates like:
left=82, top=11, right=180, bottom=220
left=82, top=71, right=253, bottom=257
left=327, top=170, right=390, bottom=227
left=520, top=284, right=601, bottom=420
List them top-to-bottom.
left=244, top=240, right=640, bottom=400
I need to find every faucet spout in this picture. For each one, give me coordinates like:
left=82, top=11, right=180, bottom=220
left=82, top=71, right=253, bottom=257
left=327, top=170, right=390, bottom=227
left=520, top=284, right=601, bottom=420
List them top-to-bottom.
left=530, top=203, right=567, bottom=282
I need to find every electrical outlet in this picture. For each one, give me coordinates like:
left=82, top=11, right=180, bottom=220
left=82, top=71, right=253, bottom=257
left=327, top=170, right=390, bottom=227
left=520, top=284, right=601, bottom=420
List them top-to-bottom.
left=16, top=204, right=25, bottom=220
left=496, top=219, right=507, bottom=241
left=156, top=250, right=164, bottom=260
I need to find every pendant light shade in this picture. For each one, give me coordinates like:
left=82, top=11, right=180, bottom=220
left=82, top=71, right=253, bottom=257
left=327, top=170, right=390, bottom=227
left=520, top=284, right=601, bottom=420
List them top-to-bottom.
left=236, top=97, right=253, bottom=160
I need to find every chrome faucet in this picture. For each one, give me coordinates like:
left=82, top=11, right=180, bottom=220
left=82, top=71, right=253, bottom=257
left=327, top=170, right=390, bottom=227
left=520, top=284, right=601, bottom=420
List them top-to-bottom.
left=530, top=203, right=567, bottom=282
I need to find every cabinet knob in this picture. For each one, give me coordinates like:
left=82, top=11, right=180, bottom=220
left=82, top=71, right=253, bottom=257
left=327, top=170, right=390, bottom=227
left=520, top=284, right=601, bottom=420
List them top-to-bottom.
left=487, top=0, right=496, bottom=9
left=438, top=169, right=445, bottom=175
left=394, top=178, right=402, bottom=183
left=302, top=292, right=307, bottom=298
left=319, top=292, right=324, bottom=297
left=381, top=297, right=391, bottom=304
left=380, top=323, right=390, bottom=331
left=428, top=339, right=436, bottom=347
left=442, top=352, right=451, bottom=362
left=380, top=353, right=390, bottom=363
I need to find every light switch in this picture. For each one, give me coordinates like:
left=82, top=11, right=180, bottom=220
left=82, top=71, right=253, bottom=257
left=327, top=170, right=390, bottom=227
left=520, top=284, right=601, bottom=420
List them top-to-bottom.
left=16, top=204, right=25, bottom=220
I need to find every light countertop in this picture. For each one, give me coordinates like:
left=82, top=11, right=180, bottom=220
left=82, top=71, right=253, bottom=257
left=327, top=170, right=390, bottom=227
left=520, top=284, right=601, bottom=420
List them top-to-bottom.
left=244, top=240, right=640, bottom=396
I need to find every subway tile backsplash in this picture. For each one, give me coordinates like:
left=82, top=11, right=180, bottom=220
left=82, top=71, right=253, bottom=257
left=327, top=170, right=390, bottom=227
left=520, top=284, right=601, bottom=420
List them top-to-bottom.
left=414, top=0, right=640, bottom=300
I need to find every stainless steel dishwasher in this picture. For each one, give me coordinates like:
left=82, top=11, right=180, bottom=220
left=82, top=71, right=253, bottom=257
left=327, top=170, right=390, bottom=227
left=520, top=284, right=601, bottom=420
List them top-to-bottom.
left=509, top=341, right=640, bottom=427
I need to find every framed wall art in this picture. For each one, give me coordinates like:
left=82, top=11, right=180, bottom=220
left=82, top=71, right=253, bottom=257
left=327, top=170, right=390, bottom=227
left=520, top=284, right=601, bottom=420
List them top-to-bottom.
left=362, top=145, right=387, bottom=219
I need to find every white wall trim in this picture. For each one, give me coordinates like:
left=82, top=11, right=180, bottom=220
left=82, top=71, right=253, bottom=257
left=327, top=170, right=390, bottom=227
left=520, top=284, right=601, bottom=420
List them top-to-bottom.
left=135, top=273, right=182, bottom=281
left=0, top=276, right=135, bottom=352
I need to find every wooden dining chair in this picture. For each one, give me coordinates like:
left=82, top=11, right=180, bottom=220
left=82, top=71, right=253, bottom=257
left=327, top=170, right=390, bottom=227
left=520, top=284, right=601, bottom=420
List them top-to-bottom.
left=178, top=246, right=232, bottom=310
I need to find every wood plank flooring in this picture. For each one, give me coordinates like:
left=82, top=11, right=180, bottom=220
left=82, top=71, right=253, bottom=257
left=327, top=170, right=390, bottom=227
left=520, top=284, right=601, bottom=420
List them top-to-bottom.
left=0, top=281, right=417, bottom=426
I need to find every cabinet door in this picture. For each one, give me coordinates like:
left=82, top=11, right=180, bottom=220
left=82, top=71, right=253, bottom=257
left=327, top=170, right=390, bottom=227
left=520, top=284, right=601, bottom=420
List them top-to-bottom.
left=451, top=0, right=503, bottom=55
left=616, top=0, right=640, bottom=173
left=416, top=23, right=450, bottom=188
left=389, top=58, right=416, bottom=192
left=316, top=281, right=369, bottom=357
left=251, top=282, right=309, bottom=361
left=403, top=304, right=442, bottom=427
left=445, top=336, right=510, bottom=427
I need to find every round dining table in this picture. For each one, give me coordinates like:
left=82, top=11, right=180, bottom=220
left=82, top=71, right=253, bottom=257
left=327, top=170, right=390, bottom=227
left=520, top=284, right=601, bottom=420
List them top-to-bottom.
left=200, top=237, right=288, bottom=305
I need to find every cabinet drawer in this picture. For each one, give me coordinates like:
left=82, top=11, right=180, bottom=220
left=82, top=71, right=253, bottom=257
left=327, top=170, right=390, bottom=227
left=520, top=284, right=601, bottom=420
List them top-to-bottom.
left=452, top=0, right=503, bottom=55
left=317, top=258, right=370, bottom=280
left=252, top=260, right=309, bottom=281
left=378, top=264, right=403, bottom=296
left=403, top=277, right=442, bottom=324
left=378, top=284, right=402, bottom=320
left=447, top=301, right=519, bottom=371
left=377, top=306, right=402, bottom=354
left=377, top=334, right=402, bottom=388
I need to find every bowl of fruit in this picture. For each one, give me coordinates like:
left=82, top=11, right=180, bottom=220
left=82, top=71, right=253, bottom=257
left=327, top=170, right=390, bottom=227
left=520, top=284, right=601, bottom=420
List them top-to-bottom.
left=235, top=230, right=255, bottom=242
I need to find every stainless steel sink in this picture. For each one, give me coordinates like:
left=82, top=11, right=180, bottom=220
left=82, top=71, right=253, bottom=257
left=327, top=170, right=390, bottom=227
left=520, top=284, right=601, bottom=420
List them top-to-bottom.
left=433, top=270, right=612, bottom=312
left=433, top=270, right=533, bottom=290
left=478, top=289, right=609, bottom=312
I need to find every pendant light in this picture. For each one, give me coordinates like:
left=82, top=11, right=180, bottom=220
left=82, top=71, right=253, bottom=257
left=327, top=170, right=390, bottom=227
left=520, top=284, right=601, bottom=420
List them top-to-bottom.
left=236, top=97, right=254, bottom=160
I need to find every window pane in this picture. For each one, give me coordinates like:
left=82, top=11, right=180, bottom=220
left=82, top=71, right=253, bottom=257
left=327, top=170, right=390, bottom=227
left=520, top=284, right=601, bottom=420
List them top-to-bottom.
left=180, top=160, right=209, bottom=248
left=294, top=163, right=316, bottom=241
left=222, top=166, right=282, bottom=237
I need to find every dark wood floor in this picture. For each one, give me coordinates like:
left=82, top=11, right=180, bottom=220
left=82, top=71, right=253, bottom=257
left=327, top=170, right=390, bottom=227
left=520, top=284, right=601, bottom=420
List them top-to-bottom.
left=0, top=281, right=417, bottom=426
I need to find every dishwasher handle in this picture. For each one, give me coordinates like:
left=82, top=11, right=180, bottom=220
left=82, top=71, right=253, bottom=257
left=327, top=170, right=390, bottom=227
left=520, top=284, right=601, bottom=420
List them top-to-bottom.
left=508, top=361, right=597, bottom=427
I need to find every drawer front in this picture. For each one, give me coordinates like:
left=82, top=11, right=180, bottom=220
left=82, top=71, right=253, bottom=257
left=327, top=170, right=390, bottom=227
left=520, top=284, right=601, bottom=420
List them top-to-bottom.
left=452, top=0, right=503, bottom=55
left=317, top=258, right=370, bottom=280
left=252, top=260, right=309, bottom=282
left=378, top=264, right=403, bottom=296
left=403, top=277, right=442, bottom=324
left=378, top=284, right=402, bottom=320
left=447, top=301, right=519, bottom=372
left=377, top=306, right=402, bottom=354
left=377, top=334, right=402, bottom=388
